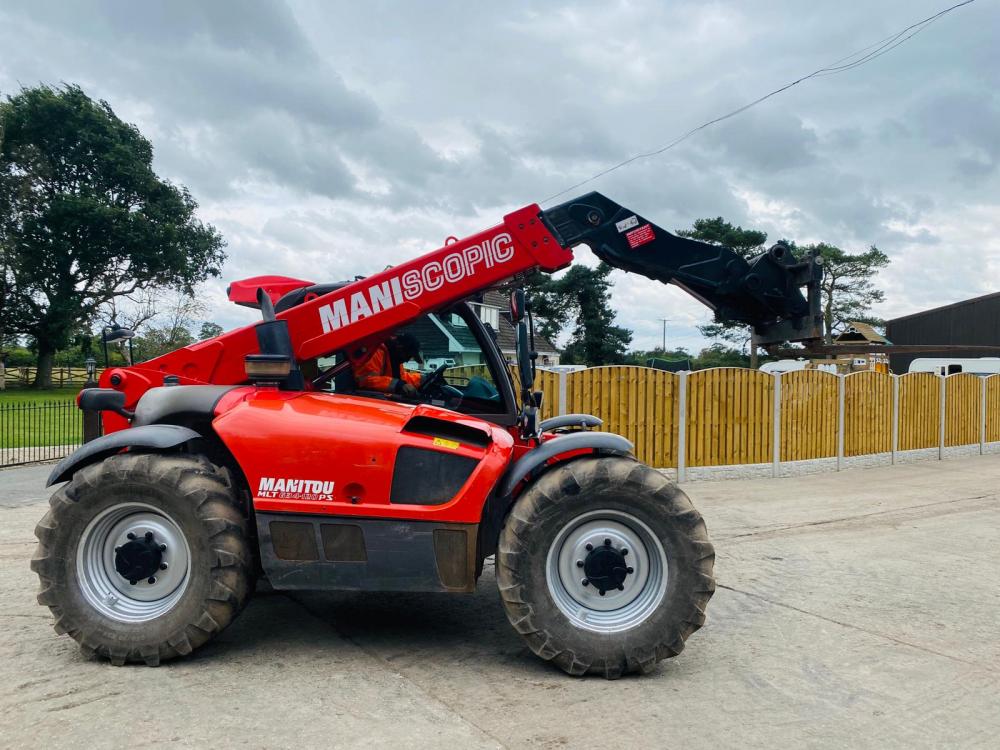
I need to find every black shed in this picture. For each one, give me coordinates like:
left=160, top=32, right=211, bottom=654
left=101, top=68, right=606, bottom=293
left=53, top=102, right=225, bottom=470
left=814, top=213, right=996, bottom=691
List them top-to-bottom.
left=885, top=291, right=1000, bottom=373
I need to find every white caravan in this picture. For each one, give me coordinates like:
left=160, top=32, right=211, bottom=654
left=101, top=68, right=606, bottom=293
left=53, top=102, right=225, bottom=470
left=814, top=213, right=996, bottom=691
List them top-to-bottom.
left=908, top=358, right=1000, bottom=376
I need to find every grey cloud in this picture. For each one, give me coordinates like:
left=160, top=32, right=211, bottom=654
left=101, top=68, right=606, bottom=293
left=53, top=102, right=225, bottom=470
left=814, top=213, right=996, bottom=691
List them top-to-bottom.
left=1, top=0, right=998, bottom=351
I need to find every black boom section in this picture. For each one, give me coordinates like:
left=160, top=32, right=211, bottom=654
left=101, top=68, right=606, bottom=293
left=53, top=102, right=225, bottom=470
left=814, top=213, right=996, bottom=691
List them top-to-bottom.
left=541, top=192, right=823, bottom=346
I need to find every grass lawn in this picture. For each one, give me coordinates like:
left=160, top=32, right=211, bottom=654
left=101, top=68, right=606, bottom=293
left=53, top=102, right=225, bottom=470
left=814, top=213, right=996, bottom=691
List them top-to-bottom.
left=0, top=388, right=82, bottom=449
left=0, top=388, right=79, bottom=404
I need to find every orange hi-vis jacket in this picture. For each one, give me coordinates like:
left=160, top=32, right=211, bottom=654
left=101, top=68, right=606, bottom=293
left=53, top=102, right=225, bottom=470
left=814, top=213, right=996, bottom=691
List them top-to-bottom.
left=353, top=344, right=422, bottom=392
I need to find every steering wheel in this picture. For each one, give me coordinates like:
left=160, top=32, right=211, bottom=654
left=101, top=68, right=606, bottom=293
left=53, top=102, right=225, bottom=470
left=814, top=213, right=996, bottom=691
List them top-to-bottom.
left=419, top=363, right=448, bottom=393
left=419, top=364, right=463, bottom=403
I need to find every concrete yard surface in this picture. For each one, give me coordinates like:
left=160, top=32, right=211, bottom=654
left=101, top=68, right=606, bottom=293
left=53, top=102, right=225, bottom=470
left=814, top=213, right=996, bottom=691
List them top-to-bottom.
left=1, top=456, right=998, bottom=748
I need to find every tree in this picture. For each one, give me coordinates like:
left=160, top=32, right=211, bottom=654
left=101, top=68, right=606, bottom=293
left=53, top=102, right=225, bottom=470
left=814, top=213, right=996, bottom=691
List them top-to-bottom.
left=0, top=84, right=226, bottom=387
left=677, top=218, right=767, bottom=346
left=803, top=242, right=890, bottom=343
left=507, top=263, right=632, bottom=365
left=556, top=263, right=632, bottom=365
left=199, top=322, right=224, bottom=340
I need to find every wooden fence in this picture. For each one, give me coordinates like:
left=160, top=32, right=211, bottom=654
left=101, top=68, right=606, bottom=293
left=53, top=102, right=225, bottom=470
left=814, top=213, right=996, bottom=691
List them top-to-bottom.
left=537, top=366, right=1000, bottom=476
left=2, top=367, right=102, bottom=389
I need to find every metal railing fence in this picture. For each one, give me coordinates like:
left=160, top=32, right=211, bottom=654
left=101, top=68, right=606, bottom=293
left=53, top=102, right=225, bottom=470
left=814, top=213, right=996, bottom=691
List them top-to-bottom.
left=0, top=401, right=83, bottom=468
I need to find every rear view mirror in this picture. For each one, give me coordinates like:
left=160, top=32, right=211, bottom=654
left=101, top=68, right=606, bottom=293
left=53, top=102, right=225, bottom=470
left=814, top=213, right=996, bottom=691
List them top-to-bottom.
left=510, top=289, right=525, bottom=323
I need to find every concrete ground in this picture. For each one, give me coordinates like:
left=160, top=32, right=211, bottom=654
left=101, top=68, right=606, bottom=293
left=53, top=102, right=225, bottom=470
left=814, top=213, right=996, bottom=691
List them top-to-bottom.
left=1, top=458, right=998, bottom=749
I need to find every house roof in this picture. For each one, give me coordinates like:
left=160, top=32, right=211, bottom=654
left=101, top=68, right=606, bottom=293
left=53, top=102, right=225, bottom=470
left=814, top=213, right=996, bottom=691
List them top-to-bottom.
left=480, top=290, right=558, bottom=354
left=885, top=290, right=1000, bottom=324
left=834, top=321, right=891, bottom=345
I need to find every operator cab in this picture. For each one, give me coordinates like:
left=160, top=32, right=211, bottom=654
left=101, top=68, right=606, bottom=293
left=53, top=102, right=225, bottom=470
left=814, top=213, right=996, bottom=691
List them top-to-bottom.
left=315, top=302, right=519, bottom=426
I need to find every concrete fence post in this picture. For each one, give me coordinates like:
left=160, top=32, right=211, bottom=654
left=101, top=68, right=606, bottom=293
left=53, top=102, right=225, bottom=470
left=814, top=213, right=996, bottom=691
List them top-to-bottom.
left=557, top=370, right=567, bottom=417
left=676, top=371, right=688, bottom=483
left=772, top=372, right=781, bottom=478
left=891, top=374, right=899, bottom=465
left=939, top=374, right=946, bottom=460
left=837, top=375, right=845, bottom=471
left=981, top=376, right=987, bottom=455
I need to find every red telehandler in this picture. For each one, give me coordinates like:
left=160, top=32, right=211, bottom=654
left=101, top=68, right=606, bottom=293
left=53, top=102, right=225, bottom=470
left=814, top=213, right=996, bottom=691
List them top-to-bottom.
left=33, top=192, right=822, bottom=677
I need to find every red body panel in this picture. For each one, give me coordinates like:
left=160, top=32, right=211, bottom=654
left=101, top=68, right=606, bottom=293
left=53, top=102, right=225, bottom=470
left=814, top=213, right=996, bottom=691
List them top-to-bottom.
left=98, top=204, right=572, bottom=433
left=226, top=275, right=315, bottom=308
left=212, top=389, right=515, bottom=524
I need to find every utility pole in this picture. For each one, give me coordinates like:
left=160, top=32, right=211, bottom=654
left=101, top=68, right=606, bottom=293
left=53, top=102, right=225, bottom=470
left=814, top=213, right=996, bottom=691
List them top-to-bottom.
left=659, top=318, right=669, bottom=352
left=750, top=332, right=759, bottom=369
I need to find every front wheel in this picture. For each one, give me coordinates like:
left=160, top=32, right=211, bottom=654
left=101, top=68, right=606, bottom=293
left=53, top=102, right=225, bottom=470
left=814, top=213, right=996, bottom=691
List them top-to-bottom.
left=32, top=453, right=254, bottom=666
left=496, top=456, right=715, bottom=678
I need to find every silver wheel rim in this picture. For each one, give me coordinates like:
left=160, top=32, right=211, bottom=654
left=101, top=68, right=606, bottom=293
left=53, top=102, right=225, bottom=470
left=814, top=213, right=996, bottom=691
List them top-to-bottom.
left=76, top=502, right=191, bottom=623
left=545, top=509, right=668, bottom=633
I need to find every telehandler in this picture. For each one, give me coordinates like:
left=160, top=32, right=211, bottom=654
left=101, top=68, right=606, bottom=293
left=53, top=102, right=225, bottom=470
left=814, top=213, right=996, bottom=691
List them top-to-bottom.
left=33, top=192, right=822, bottom=677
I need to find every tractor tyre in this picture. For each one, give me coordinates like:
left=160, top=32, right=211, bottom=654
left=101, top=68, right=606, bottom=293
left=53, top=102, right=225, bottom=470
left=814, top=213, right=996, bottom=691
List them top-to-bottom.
left=31, top=452, right=254, bottom=666
left=496, top=456, right=715, bottom=678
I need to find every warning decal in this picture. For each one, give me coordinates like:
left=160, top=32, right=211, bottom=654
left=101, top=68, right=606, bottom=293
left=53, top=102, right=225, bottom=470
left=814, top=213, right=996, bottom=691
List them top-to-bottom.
left=615, top=215, right=639, bottom=233
left=626, top=224, right=655, bottom=249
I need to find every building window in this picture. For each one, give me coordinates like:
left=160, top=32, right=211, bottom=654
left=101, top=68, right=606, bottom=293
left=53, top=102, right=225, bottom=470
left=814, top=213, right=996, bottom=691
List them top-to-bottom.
left=471, top=303, right=500, bottom=330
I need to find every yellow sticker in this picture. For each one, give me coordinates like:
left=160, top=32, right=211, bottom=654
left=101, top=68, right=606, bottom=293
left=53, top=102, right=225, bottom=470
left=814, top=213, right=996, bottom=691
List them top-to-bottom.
left=433, top=437, right=460, bottom=450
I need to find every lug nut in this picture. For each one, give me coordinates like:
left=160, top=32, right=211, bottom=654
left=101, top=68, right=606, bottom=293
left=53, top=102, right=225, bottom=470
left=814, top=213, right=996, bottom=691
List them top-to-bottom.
left=144, top=531, right=154, bottom=542
left=126, top=532, right=136, bottom=540
left=604, top=538, right=611, bottom=547
left=585, top=543, right=593, bottom=551
left=159, top=544, right=166, bottom=552
left=114, top=546, right=121, bottom=553
left=621, top=549, right=628, bottom=556
left=576, top=560, right=584, bottom=568
left=160, top=563, right=168, bottom=570
left=626, top=566, right=634, bottom=574
left=147, top=577, right=156, bottom=584
left=129, top=579, right=137, bottom=586
left=581, top=579, right=589, bottom=587
left=618, top=584, right=625, bottom=591
left=599, top=589, right=606, bottom=596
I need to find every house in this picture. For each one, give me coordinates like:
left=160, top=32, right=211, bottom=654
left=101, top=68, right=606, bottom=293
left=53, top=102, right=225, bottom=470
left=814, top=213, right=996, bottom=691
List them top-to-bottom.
left=398, top=290, right=560, bottom=368
left=472, top=290, right=560, bottom=367
left=828, top=322, right=891, bottom=374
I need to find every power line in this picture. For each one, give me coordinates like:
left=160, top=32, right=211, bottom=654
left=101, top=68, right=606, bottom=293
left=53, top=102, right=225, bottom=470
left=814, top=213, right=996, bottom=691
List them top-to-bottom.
left=540, top=0, right=978, bottom=204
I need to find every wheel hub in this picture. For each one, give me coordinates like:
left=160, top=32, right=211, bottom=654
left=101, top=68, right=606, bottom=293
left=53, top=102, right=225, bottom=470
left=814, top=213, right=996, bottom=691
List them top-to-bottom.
left=546, top=510, right=667, bottom=632
left=114, top=531, right=166, bottom=585
left=581, top=539, right=634, bottom=596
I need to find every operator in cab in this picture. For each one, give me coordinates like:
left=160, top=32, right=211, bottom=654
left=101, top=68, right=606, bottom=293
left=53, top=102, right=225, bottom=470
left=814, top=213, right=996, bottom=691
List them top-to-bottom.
left=353, top=332, right=424, bottom=397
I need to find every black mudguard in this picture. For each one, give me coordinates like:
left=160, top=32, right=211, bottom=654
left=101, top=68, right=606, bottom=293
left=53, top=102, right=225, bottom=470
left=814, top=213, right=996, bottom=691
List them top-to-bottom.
left=538, top=413, right=603, bottom=432
left=47, top=424, right=202, bottom=486
left=498, top=431, right=633, bottom=498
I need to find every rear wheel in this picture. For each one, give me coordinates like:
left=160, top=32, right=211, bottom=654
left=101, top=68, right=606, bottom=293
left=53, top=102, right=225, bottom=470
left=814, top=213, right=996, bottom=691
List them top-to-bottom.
left=32, top=453, right=253, bottom=666
left=497, top=456, right=715, bottom=678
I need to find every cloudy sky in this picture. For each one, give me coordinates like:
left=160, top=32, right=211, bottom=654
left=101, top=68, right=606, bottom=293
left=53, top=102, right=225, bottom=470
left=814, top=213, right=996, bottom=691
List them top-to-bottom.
left=2, top=0, right=997, bottom=351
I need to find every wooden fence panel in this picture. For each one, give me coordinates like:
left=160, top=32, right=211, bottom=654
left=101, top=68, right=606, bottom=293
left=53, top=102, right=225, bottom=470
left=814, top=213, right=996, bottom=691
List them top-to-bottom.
left=500, top=365, right=559, bottom=420
left=565, top=366, right=677, bottom=468
left=686, top=368, right=772, bottom=467
left=780, top=370, right=838, bottom=461
left=844, top=371, right=892, bottom=456
left=897, top=372, right=941, bottom=450
left=945, top=373, right=981, bottom=447
left=986, top=375, right=1000, bottom=443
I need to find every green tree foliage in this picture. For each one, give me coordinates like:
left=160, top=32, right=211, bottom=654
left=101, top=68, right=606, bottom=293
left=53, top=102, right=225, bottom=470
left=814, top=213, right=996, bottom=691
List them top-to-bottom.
left=0, top=84, right=226, bottom=387
left=677, top=218, right=767, bottom=345
left=678, top=218, right=890, bottom=347
left=803, top=242, right=890, bottom=343
left=517, top=263, right=632, bottom=365
left=199, top=321, right=224, bottom=340
left=134, top=325, right=197, bottom=361
left=624, top=344, right=758, bottom=370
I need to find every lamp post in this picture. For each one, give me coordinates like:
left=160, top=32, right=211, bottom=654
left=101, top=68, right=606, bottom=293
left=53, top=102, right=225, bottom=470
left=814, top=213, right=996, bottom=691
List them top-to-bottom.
left=84, top=356, right=97, bottom=386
